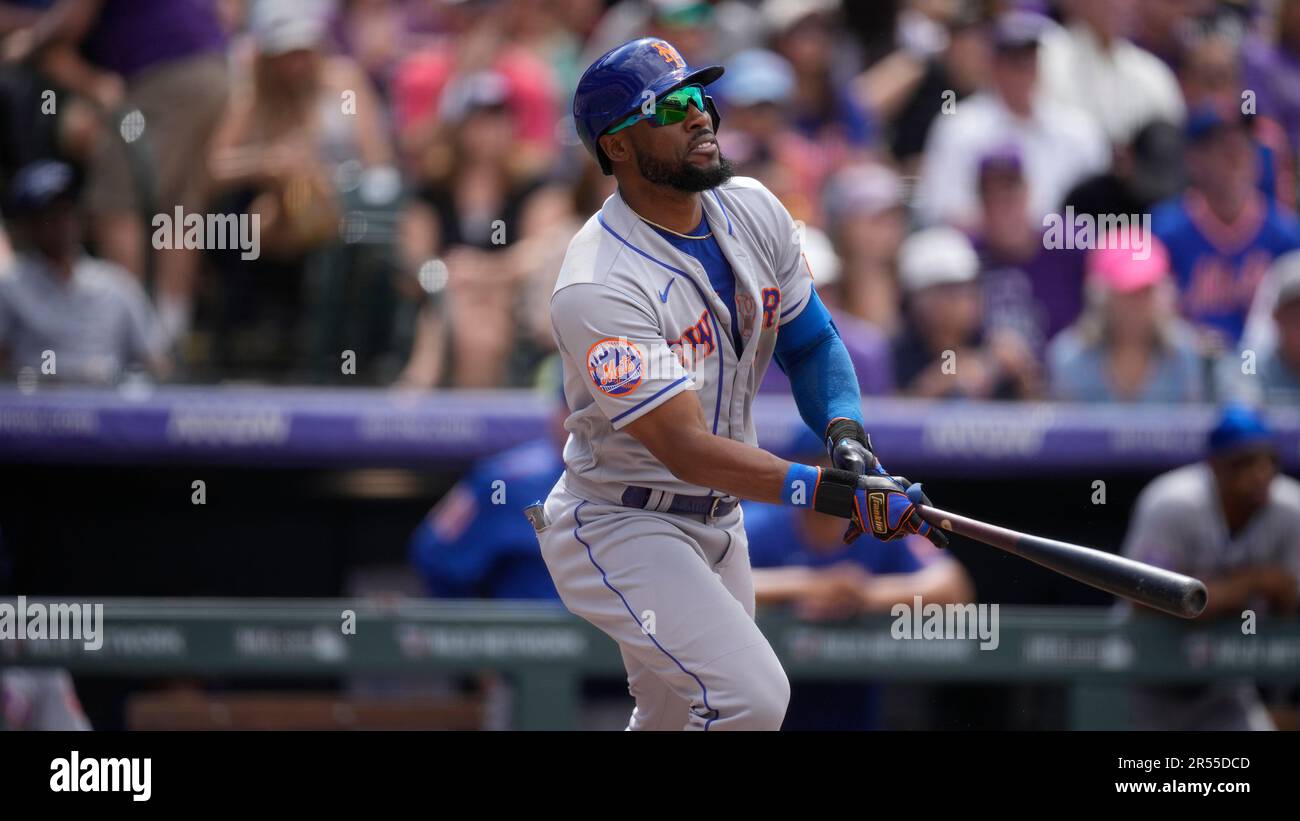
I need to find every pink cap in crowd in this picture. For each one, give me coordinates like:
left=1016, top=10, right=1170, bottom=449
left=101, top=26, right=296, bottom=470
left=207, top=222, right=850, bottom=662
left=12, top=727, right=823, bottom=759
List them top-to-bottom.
left=1086, top=239, right=1171, bottom=293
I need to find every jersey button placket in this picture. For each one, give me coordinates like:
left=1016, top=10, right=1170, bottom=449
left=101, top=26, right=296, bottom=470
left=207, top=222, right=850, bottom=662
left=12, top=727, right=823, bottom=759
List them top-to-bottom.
left=720, top=243, right=759, bottom=442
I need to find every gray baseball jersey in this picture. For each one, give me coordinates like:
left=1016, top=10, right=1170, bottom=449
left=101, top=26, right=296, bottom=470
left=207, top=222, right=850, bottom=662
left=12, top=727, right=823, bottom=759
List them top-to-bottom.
left=549, top=175, right=813, bottom=504
left=538, top=177, right=817, bottom=729
left=1123, top=461, right=1300, bottom=731
left=1123, top=462, right=1300, bottom=586
left=1, top=668, right=91, bottom=731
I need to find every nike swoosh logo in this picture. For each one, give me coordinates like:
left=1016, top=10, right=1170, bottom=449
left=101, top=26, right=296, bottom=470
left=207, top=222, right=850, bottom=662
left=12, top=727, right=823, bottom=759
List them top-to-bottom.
left=659, top=280, right=675, bottom=303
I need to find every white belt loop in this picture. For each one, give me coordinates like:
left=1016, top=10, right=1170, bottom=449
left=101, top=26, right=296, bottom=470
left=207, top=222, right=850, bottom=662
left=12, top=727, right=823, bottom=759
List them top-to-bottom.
left=653, top=490, right=675, bottom=513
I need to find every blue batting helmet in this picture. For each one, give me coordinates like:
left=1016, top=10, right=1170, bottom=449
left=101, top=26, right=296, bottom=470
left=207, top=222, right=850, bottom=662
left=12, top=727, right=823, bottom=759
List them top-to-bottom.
left=573, top=38, right=724, bottom=175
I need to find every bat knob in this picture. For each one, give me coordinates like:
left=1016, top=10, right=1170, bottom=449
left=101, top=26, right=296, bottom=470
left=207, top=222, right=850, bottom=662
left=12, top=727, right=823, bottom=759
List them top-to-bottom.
left=831, top=439, right=870, bottom=475
left=1180, top=581, right=1209, bottom=619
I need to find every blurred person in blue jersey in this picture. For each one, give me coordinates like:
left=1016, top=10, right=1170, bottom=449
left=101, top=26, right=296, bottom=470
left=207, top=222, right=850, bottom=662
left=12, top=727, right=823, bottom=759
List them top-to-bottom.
left=1152, top=109, right=1300, bottom=352
left=408, top=384, right=565, bottom=601
left=744, top=494, right=974, bottom=730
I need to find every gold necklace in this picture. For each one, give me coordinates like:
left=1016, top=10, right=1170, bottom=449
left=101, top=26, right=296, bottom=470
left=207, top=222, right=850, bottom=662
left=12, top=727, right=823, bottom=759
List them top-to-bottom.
left=636, top=212, right=712, bottom=239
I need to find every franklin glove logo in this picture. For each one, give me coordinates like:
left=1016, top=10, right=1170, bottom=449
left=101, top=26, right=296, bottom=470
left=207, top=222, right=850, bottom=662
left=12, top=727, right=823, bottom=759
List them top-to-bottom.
left=868, top=492, right=888, bottom=535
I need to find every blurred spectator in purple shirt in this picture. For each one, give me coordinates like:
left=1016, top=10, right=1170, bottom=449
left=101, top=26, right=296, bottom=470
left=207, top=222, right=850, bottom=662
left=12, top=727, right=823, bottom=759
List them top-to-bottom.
left=326, top=0, right=436, bottom=102
left=971, top=145, right=1087, bottom=359
left=892, top=226, right=1041, bottom=400
left=1047, top=240, right=1205, bottom=403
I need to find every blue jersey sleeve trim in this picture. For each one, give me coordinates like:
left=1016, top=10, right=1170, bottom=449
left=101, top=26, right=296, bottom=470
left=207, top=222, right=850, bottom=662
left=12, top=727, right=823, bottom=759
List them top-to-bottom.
left=779, top=289, right=811, bottom=321
left=609, top=374, right=692, bottom=425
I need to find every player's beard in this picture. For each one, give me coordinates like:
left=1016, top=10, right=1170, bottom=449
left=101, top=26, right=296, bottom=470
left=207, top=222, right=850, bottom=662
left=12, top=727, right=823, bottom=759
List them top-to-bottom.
left=637, top=150, right=734, bottom=192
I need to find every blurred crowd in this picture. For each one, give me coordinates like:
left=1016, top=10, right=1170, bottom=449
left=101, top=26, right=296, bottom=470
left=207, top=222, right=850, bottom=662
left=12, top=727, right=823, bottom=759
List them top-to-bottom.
left=0, top=0, right=1298, bottom=402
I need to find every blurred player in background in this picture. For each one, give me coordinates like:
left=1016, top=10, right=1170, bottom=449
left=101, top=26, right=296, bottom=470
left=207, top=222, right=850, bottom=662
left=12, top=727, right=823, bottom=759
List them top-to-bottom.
left=409, top=386, right=564, bottom=600
left=1123, top=404, right=1300, bottom=730
left=1, top=668, right=91, bottom=731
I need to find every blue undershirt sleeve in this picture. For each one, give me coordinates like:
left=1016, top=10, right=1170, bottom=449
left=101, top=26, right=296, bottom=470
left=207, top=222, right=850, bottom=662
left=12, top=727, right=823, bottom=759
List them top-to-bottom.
left=772, top=289, right=865, bottom=437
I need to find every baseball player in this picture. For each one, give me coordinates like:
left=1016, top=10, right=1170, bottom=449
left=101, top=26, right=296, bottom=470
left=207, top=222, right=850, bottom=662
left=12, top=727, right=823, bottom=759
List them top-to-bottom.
left=534, top=38, right=945, bottom=731
left=1123, top=403, right=1300, bottom=730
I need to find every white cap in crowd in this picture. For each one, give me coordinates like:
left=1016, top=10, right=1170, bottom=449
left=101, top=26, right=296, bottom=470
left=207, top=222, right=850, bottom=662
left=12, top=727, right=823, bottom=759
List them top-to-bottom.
left=251, top=0, right=330, bottom=56
left=898, top=226, right=979, bottom=294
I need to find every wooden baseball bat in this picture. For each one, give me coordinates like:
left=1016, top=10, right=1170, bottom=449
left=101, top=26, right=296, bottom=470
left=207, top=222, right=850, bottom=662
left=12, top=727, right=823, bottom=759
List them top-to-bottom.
left=916, top=504, right=1208, bottom=619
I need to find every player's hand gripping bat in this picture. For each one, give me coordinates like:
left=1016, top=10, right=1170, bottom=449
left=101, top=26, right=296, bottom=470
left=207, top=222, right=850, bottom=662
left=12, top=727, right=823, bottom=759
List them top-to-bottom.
left=828, top=423, right=1207, bottom=619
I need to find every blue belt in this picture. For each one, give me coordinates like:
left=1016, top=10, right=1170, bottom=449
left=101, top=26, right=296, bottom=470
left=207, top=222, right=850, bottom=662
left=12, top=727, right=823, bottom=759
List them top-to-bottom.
left=620, top=486, right=739, bottom=519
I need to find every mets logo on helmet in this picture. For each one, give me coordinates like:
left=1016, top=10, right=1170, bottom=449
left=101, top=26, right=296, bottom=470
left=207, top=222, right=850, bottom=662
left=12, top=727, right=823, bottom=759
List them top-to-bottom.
left=651, top=41, right=686, bottom=68
left=587, top=337, right=645, bottom=397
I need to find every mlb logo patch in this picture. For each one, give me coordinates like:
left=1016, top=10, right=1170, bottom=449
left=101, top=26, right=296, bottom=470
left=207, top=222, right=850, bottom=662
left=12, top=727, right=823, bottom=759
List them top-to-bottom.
left=586, top=337, right=645, bottom=397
